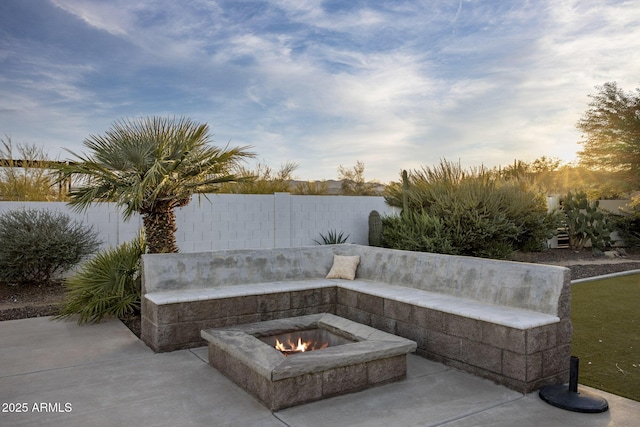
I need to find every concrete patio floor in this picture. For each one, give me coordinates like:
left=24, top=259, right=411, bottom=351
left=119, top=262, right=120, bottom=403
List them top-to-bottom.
left=1, top=316, right=637, bottom=427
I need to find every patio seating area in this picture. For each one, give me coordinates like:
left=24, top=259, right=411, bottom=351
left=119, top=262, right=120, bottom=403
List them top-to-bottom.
left=141, top=245, right=572, bottom=393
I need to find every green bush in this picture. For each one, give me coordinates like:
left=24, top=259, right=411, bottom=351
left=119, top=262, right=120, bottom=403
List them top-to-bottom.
left=383, top=160, right=556, bottom=258
left=562, top=191, right=615, bottom=251
left=0, top=208, right=100, bottom=285
left=382, top=210, right=455, bottom=254
left=611, top=210, right=640, bottom=249
left=56, top=233, right=146, bottom=324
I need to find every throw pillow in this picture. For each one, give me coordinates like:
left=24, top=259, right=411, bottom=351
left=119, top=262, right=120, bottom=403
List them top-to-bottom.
left=326, top=255, right=360, bottom=280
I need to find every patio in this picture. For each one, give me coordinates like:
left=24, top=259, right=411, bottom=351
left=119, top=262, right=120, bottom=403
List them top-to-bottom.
left=1, top=316, right=637, bottom=426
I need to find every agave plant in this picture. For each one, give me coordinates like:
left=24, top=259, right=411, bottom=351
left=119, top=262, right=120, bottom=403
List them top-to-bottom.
left=314, top=230, right=350, bottom=245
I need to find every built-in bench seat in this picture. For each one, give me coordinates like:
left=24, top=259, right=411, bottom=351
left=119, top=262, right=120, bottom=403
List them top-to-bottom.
left=141, top=245, right=572, bottom=393
left=144, top=279, right=337, bottom=305
left=146, top=279, right=560, bottom=331
left=336, top=280, right=560, bottom=330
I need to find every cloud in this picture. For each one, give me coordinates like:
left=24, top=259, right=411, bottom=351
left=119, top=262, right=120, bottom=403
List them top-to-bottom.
left=0, top=0, right=639, bottom=182
left=50, top=0, right=132, bottom=36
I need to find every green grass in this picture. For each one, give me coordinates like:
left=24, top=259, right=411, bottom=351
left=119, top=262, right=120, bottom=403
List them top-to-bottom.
left=571, top=273, right=640, bottom=401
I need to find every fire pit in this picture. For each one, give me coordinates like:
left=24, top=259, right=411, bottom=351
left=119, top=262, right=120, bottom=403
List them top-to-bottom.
left=201, top=313, right=417, bottom=410
left=264, top=328, right=351, bottom=356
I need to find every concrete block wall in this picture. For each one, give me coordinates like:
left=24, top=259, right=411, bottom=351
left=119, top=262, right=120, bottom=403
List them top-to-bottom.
left=0, top=194, right=397, bottom=252
left=289, top=195, right=391, bottom=247
left=0, top=201, right=142, bottom=250
left=335, top=289, right=572, bottom=393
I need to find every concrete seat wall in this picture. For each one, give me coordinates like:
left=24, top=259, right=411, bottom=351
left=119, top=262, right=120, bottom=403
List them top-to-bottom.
left=140, top=244, right=572, bottom=393
left=143, top=245, right=569, bottom=317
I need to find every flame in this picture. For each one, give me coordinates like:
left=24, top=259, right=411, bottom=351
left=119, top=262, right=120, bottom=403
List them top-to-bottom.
left=274, top=336, right=328, bottom=355
left=275, top=337, right=308, bottom=353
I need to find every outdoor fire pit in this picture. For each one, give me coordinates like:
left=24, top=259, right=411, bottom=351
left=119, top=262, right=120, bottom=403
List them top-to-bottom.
left=201, top=313, right=417, bottom=410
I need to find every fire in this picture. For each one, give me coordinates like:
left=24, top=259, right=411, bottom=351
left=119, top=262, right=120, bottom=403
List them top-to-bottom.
left=274, top=336, right=328, bottom=356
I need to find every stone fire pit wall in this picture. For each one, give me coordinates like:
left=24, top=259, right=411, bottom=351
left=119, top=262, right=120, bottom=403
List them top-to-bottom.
left=141, top=245, right=572, bottom=393
left=201, top=313, right=417, bottom=410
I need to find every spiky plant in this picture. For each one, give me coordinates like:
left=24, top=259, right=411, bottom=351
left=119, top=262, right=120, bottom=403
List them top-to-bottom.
left=54, top=116, right=254, bottom=253
left=368, top=210, right=383, bottom=246
left=314, top=230, right=350, bottom=245
left=56, top=233, right=146, bottom=324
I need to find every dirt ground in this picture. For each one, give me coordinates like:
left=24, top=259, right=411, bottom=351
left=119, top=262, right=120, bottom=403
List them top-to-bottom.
left=1, top=247, right=639, bottom=324
left=510, top=247, right=640, bottom=279
left=0, top=280, right=65, bottom=322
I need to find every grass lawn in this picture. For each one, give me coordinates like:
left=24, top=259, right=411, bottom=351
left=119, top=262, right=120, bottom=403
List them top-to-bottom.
left=571, top=273, right=640, bottom=401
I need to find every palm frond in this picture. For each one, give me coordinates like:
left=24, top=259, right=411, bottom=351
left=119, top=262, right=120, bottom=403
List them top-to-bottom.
left=51, top=116, right=256, bottom=220
left=56, top=232, right=146, bottom=324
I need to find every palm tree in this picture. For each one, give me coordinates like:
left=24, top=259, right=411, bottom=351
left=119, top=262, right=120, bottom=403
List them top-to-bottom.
left=55, top=116, right=254, bottom=253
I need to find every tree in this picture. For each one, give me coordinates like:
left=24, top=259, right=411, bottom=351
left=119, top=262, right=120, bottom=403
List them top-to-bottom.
left=577, top=82, right=640, bottom=188
left=55, top=116, right=254, bottom=253
left=337, top=161, right=380, bottom=196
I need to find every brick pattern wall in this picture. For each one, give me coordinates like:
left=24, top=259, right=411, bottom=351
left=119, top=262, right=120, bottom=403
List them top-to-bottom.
left=334, top=287, right=572, bottom=393
left=141, top=288, right=337, bottom=352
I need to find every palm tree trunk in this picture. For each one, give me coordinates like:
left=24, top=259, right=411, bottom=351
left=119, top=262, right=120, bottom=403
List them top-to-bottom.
left=142, top=206, right=179, bottom=253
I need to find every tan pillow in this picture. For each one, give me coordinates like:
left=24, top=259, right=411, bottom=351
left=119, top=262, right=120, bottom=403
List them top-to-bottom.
left=326, top=255, right=360, bottom=280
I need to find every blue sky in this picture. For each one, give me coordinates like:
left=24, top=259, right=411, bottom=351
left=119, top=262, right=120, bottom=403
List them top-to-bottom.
left=1, top=0, right=639, bottom=183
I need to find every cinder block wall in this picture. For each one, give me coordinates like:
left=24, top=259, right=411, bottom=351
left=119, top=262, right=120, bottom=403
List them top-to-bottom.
left=0, top=194, right=397, bottom=251
left=0, top=201, right=141, bottom=249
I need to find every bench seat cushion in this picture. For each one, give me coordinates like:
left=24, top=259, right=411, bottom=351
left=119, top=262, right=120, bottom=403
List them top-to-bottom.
left=337, top=279, right=560, bottom=330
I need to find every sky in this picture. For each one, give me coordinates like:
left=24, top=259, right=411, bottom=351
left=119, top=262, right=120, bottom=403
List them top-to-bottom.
left=1, top=0, right=639, bottom=183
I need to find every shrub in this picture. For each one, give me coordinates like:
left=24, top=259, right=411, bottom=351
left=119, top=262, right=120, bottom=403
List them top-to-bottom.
left=0, top=137, right=66, bottom=201
left=383, top=160, right=556, bottom=258
left=611, top=203, right=640, bottom=249
left=0, top=208, right=100, bottom=285
left=382, top=210, right=455, bottom=254
left=56, top=233, right=146, bottom=324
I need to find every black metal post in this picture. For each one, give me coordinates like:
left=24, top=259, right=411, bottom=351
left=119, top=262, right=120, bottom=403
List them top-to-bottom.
left=568, top=356, right=579, bottom=393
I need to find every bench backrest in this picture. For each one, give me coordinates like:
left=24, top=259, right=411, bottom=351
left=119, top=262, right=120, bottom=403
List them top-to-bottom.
left=141, top=245, right=336, bottom=292
left=142, top=245, right=569, bottom=316
left=342, top=246, right=569, bottom=316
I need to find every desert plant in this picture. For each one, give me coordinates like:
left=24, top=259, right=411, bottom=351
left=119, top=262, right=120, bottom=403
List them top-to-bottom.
left=54, top=116, right=254, bottom=253
left=0, top=136, right=65, bottom=201
left=383, top=160, right=555, bottom=258
left=219, top=161, right=298, bottom=194
left=338, top=161, right=380, bottom=195
left=402, top=169, right=409, bottom=214
left=292, top=180, right=331, bottom=195
left=562, top=191, right=616, bottom=251
left=0, top=208, right=100, bottom=286
left=368, top=210, right=383, bottom=246
left=382, top=210, right=455, bottom=254
left=612, top=212, right=640, bottom=248
left=314, top=230, right=350, bottom=245
left=56, top=233, right=146, bottom=324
